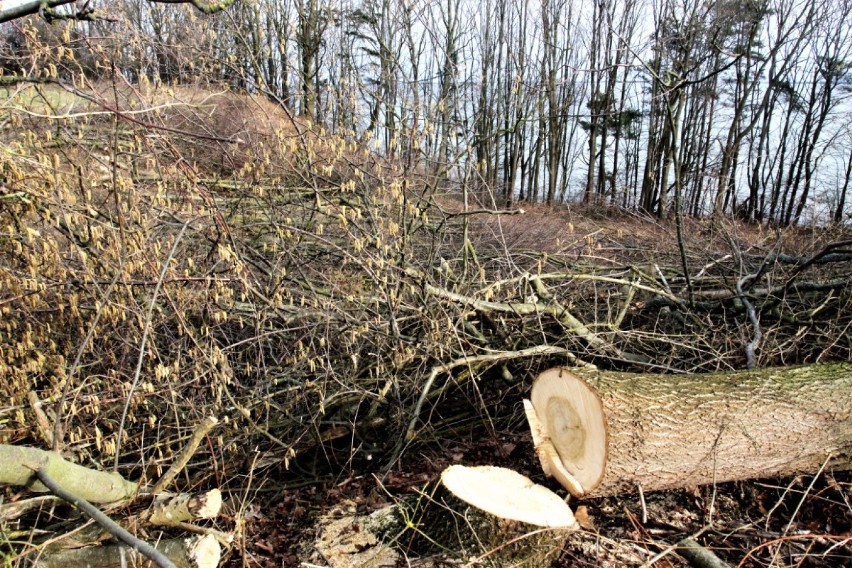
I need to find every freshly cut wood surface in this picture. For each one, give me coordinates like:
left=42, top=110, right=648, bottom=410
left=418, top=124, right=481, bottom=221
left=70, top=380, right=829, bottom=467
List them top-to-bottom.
left=529, top=363, right=852, bottom=498
left=528, top=369, right=608, bottom=495
left=523, top=399, right=585, bottom=495
left=441, top=464, right=576, bottom=528
left=426, top=465, right=576, bottom=566
left=304, top=467, right=576, bottom=568
left=147, top=489, right=223, bottom=525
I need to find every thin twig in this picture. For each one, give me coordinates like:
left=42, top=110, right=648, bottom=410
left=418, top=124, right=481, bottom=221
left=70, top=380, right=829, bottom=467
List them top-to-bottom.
left=0, top=76, right=244, bottom=143
left=442, top=207, right=526, bottom=218
left=115, top=220, right=192, bottom=471
left=730, top=234, right=781, bottom=369
left=782, top=239, right=852, bottom=290
left=53, top=269, right=122, bottom=451
left=735, top=275, right=761, bottom=370
left=389, top=345, right=589, bottom=468
left=769, top=455, right=832, bottom=567
left=643, top=526, right=710, bottom=567
left=676, top=537, right=731, bottom=568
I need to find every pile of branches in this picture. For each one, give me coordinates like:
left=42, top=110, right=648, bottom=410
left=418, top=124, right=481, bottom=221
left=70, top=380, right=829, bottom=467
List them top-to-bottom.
left=1, top=77, right=851, bottom=563
left=464, top=207, right=852, bottom=372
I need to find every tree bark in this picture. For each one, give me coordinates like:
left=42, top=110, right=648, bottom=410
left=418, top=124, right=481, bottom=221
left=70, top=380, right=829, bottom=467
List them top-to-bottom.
left=529, top=364, right=852, bottom=498
left=0, top=445, right=136, bottom=504
left=35, top=535, right=220, bottom=568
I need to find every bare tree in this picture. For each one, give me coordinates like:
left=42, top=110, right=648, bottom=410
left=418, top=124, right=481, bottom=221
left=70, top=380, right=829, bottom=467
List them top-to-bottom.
left=0, top=0, right=235, bottom=23
left=294, top=0, right=330, bottom=120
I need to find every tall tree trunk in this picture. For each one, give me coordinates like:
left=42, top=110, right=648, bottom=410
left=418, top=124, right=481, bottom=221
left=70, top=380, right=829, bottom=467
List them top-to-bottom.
left=435, top=0, right=459, bottom=180
left=834, top=144, right=852, bottom=224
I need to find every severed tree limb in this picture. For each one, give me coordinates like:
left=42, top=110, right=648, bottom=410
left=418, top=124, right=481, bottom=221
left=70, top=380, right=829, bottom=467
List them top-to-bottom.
left=0, top=0, right=73, bottom=23
left=149, top=0, right=237, bottom=16
left=441, top=207, right=526, bottom=218
left=732, top=235, right=779, bottom=369
left=781, top=239, right=852, bottom=285
left=754, top=246, right=852, bottom=267
left=406, top=267, right=617, bottom=355
left=735, top=274, right=762, bottom=369
left=688, top=277, right=852, bottom=301
left=684, top=278, right=852, bottom=302
left=27, top=392, right=54, bottom=448
left=2, top=416, right=220, bottom=505
left=151, top=416, right=219, bottom=494
left=0, top=445, right=136, bottom=503
left=35, top=467, right=177, bottom=568
left=35, top=490, right=225, bottom=561
left=145, top=490, right=222, bottom=526
left=0, top=496, right=59, bottom=522
left=152, top=520, right=233, bottom=547
left=35, top=535, right=220, bottom=568
left=675, top=537, right=732, bottom=568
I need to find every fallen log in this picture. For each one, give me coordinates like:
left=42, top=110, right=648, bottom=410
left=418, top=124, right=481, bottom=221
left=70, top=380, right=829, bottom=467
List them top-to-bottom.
left=525, top=363, right=852, bottom=497
left=0, top=445, right=136, bottom=504
left=34, top=534, right=220, bottom=568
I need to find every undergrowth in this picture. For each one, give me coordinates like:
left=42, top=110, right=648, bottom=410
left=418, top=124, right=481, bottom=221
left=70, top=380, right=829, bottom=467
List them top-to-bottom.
left=1, top=72, right=851, bottom=565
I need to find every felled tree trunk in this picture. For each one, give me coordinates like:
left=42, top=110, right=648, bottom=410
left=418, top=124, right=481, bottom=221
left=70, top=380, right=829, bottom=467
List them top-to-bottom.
left=526, top=363, right=852, bottom=498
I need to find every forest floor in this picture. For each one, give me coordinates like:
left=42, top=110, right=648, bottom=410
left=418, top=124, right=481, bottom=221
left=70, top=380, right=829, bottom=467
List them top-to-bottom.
left=235, top=420, right=851, bottom=567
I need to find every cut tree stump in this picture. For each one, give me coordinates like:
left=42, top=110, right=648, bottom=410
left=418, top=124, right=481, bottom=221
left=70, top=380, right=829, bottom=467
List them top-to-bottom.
left=525, top=363, right=852, bottom=497
left=312, top=465, right=579, bottom=567
left=417, top=465, right=577, bottom=566
left=309, top=506, right=400, bottom=568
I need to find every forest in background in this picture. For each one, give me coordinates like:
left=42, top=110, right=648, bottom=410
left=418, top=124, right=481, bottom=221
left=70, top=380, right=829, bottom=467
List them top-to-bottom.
left=3, top=0, right=852, bottom=223
left=1, top=1, right=851, bottom=566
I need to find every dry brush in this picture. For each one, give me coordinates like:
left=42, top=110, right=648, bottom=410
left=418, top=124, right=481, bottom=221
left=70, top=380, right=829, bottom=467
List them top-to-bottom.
left=1, top=70, right=851, bottom=563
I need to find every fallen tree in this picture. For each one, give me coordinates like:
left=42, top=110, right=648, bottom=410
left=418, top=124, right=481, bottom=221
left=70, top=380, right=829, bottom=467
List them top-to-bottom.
left=525, top=363, right=852, bottom=497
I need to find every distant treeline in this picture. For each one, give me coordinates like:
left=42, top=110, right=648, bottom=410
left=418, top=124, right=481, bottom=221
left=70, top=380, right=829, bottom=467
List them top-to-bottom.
left=2, top=0, right=850, bottom=224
